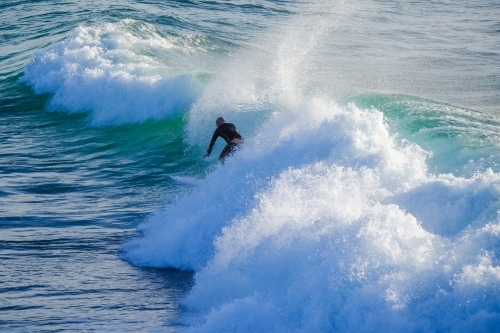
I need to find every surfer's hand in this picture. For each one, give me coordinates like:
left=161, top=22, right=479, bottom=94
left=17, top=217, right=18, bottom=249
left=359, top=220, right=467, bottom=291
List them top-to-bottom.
left=203, top=153, right=210, bottom=159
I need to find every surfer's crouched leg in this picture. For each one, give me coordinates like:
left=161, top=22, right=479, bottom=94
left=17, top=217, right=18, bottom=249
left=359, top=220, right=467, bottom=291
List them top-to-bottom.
left=219, top=141, right=242, bottom=163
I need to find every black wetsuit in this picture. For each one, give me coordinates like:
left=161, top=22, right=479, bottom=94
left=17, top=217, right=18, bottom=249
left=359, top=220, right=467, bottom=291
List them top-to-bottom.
left=206, top=122, right=243, bottom=163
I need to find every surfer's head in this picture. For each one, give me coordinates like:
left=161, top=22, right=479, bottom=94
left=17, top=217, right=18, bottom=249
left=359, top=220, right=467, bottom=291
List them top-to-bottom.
left=216, top=117, right=226, bottom=127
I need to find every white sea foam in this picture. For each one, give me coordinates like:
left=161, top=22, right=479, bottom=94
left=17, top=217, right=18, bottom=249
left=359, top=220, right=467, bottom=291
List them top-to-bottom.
left=121, top=2, right=499, bottom=330
left=21, top=19, right=203, bottom=125
left=123, top=96, right=500, bottom=332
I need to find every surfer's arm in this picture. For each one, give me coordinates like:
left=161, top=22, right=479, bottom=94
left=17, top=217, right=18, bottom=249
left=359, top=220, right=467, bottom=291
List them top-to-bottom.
left=204, top=130, right=219, bottom=158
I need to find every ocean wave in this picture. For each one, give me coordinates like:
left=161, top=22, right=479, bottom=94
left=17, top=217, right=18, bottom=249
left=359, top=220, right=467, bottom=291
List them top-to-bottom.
left=20, top=19, right=204, bottom=125
left=122, top=96, right=500, bottom=332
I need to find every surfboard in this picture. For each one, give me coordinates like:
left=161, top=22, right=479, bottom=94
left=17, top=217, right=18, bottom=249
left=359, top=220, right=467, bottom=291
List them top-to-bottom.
left=170, top=175, right=204, bottom=186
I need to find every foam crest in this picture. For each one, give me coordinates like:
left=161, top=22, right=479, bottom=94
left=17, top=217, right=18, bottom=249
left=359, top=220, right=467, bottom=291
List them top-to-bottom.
left=21, top=19, right=203, bottom=125
left=125, top=97, right=500, bottom=331
left=124, top=100, right=424, bottom=268
left=390, top=170, right=500, bottom=237
left=181, top=176, right=500, bottom=331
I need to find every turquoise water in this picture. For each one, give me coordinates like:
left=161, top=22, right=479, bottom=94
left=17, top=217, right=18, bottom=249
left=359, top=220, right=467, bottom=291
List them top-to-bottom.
left=1, top=0, right=499, bottom=332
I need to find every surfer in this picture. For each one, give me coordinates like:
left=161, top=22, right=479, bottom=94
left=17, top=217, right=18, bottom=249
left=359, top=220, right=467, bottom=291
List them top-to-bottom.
left=203, top=117, right=243, bottom=163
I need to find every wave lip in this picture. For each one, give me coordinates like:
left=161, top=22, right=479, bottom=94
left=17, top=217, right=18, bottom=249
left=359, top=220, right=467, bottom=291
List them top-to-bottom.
left=21, top=19, right=203, bottom=125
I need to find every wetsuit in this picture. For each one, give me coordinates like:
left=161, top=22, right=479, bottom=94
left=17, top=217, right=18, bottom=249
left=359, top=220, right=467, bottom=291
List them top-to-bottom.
left=206, top=122, right=243, bottom=163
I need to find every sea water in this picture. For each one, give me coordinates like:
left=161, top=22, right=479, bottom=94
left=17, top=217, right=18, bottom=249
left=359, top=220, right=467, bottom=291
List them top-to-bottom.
left=1, top=0, right=499, bottom=332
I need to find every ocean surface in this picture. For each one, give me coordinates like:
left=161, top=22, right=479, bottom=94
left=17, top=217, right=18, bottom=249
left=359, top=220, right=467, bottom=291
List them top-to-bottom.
left=1, top=0, right=499, bottom=332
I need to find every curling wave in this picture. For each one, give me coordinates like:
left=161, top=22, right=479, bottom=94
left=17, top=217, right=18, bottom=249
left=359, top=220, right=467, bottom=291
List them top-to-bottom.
left=21, top=19, right=204, bottom=125
left=123, top=97, right=500, bottom=332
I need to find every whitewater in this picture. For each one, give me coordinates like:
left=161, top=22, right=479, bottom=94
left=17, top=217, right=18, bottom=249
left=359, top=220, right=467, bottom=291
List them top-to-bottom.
left=1, top=0, right=499, bottom=332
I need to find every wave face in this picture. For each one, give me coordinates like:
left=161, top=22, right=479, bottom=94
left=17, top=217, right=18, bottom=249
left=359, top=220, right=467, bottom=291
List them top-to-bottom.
left=21, top=19, right=204, bottom=125
left=123, top=98, right=500, bottom=332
